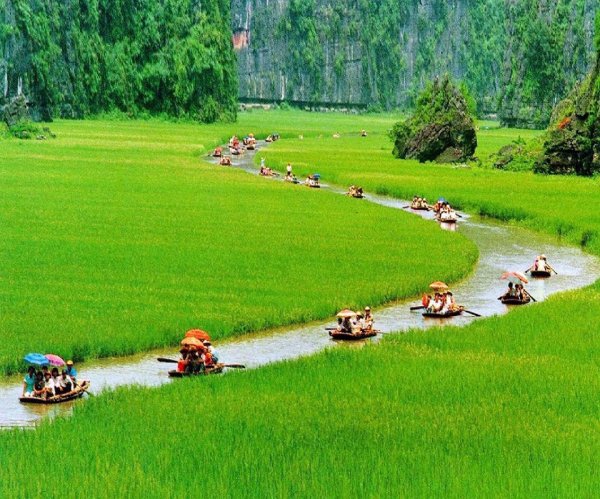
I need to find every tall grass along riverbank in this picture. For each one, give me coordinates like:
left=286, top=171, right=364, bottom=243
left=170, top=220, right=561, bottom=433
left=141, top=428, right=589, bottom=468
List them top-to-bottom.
left=0, top=116, right=477, bottom=374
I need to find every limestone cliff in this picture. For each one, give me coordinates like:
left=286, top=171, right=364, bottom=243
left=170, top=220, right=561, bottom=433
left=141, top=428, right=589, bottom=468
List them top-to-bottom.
left=231, top=0, right=598, bottom=128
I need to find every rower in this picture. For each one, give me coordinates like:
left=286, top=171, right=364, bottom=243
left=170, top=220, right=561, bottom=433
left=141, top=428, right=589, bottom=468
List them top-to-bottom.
left=363, top=307, right=374, bottom=330
left=352, top=312, right=364, bottom=334
left=66, top=360, right=77, bottom=383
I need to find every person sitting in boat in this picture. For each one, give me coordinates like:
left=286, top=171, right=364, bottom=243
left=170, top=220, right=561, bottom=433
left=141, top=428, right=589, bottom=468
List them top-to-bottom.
left=361, top=129, right=367, bottom=137
left=333, top=132, right=340, bottom=139
left=213, top=147, right=223, bottom=157
left=286, top=163, right=293, bottom=175
left=348, top=185, right=357, bottom=196
left=356, top=187, right=364, bottom=197
left=533, top=255, right=548, bottom=272
left=502, top=282, right=516, bottom=299
left=515, top=283, right=526, bottom=301
left=444, top=292, right=457, bottom=311
left=428, top=293, right=444, bottom=313
left=363, top=307, right=374, bottom=330
left=352, top=312, right=364, bottom=334
left=336, top=317, right=352, bottom=333
left=203, top=341, right=219, bottom=363
left=185, top=348, right=204, bottom=374
left=202, top=348, right=215, bottom=369
left=22, top=366, right=36, bottom=397
left=56, top=370, right=74, bottom=395
left=33, top=371, right=46, bottom=398
left=43, top=371, right=56, bottom=399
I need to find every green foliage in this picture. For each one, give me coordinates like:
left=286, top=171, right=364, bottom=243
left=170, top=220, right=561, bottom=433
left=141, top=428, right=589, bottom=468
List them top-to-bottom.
left=3, top=0, right=237, bottom=122
left=390, top=75, right=477, bottom=161
left=0, top=113, right=477, bottom=374
left=1, top=279, right=599, bottom=496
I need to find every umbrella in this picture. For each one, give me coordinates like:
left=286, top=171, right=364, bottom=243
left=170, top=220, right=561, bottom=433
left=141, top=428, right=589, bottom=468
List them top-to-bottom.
left=437, top=197, right=446, bottom=203
left=501, top=271, right=529, bottom=284
left=429, top=281, right=449, bottom=292
left=336, top=309, right=357, bottom=318
left=184, top=329, right=211, bottom=341
left=181, top=337, right=204, bottom=348
left=23, top=353, right=50, bottom=366
left=44, top=354, right=66, bottom=366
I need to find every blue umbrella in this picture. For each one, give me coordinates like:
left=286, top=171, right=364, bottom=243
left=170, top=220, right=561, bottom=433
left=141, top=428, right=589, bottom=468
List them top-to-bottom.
left=438, top=197, right=447, bottom=203
left=24, top=353, right=50, bottom=366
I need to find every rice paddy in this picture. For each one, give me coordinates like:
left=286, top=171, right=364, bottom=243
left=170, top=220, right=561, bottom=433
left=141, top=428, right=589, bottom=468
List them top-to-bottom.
left=1, top=110, right=598, bottom=496
left=0, top=115, right=477, bottom=374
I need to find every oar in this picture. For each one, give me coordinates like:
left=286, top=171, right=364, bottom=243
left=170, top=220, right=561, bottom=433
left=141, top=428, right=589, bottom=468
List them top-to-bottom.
left=402, top=205, right=410, bottom=209
left=548, top=265, right=558, bottom=275
left=523, top=289, right=537, bottom=302
left=410, top=305, right=426, bottom=310
left=463, top=310, right=482, bottom=317
left=157, top=357, right=178, bottom=364
left=222, top=364, right=246, bottom=369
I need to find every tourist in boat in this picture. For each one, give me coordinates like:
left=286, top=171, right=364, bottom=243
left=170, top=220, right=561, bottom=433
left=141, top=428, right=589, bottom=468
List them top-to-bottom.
left=361, top=129, right=367, bottom=137
left=213, top=147, right=222, bottom=157
left=286, top=163, right=293, bottom=175
left=502, top=282, right=516, bottom=300
left=515, top=283, right=526, bottom=301
left=444, top=292, right=457, bottom=311
left=363, top=307, right=374, bottom=330
left=352, top=312, right=364, bottom=334
left=336, top=316, right=352, bottom=333
left=203, top=341, right=219, bottom=363
left=185, top=348, right=204, bottom=374
left=202, top=348, right=215, bottom=369
left=66, top=360, right=77, bottom=382
left=22, top=366, right=36, bottom=397
left=55, top=370, right=74, bottom=395
left=33, top=371, right=46, bottom=398
left=43, top=371, right=56, bottom=399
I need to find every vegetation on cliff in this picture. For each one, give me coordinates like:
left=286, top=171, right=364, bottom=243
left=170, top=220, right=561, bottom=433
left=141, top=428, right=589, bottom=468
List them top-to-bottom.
left=1, top=0, right=237, bottom=122
left=234, top=0, right=598, bottom=128
left=535, top=15, right=600, bottom=176
left=390, top=76, right=477, bottom=162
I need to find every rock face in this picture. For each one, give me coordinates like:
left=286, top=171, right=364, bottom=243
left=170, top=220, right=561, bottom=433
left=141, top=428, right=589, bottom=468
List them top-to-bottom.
left=231, top=0, right=599, bottom=127
left=536, top=51, right=600, bottom=176
left=390, top=76, right=477, bottom=163
left=2, top=94, right=30, bottom=127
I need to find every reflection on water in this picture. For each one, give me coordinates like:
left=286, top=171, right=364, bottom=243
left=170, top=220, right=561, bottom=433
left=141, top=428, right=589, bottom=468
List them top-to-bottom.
left=2, top=142, right=599, bottom=428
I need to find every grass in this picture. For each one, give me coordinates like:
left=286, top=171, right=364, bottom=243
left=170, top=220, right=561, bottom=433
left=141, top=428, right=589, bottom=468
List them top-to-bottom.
left=1, top=110, right=598, bottom=496
left=0, top=115, right=477, bottom=374
left=261, top=123, right=600, bottom=255
left=0, top=282, right=598, bottom=497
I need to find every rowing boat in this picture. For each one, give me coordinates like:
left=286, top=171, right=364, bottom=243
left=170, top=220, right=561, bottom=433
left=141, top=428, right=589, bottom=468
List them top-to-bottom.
left=411, top=205, right=429, bottom=211
left=436, top=217, right=457, bottom=224
left=530, top=270, right=551, bottom=278
left=500, top=297, right=531, bottom=305
left=422, top=309, right=463, bottom=318
left=329, top=330, right=377, bottom=340
left=168, top=364, right=225, bottom=378
left=19, top=380, right=90, bottom=405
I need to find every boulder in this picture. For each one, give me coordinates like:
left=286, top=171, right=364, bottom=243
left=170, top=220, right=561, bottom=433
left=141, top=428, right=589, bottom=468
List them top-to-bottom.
left=535, top=52, right=600, bottom=176
left=390, top=75, right=477, bottom=163
left=2, top=94, right=31, bottom=128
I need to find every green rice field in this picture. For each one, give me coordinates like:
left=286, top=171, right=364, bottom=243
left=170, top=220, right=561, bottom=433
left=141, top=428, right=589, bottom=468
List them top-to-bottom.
left=1, top=110, right=598, bottom=496
left=0, top=115, right=477, bottom=374
left=1, top=282, right=598, bottom=497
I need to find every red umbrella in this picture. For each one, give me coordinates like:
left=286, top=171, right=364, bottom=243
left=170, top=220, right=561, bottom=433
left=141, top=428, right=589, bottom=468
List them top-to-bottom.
left=501, top=271, right=529, bottom=284
left=184, top=329, right=211, bottom=341
left=44, top=354, right=66, bottom=367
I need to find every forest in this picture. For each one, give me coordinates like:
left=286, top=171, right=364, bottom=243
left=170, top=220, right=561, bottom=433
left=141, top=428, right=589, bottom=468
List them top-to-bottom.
left=0, top=0, right=237, bottom=121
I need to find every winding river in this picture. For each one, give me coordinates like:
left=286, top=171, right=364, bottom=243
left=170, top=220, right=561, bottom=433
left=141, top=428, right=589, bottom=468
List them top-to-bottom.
left=1, top=141, right=599, bottom=428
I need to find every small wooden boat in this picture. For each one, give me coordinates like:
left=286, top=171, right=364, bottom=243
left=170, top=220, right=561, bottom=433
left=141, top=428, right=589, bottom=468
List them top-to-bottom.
left=246, top=143, right=256, bottom=151
left=350, top=193, right=364, bottom=199
left=411, top=205, right=430, bottom=211
left=436, top=216, right=457, bottom=224
left=530, top=270, right=551, bottom=278
left=500, top=297, right=531, bottom=305
left=422, top=308, right=463, bottom=318
left=329, top=330, right=377, bottom=341
left=168, top=364, right=225, bottom=378
left=19, top=381, right=90, bottom=404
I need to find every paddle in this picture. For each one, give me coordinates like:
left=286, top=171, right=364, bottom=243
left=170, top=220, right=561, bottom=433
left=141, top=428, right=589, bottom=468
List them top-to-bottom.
left=402, top=205, right=410, bottom=209
left=547, top=265, right=558, bottom=275
left=523, top=289, right=537, bottom=302
left=410, top=305, right=426, bottom=310
left=463, top=310, right=482, bottom=317
left=157, top=357, right=178, bottom=364
left=222, top=364, right=246, bottom=369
